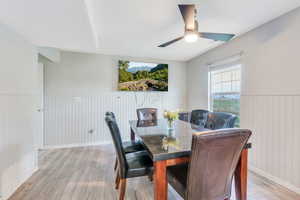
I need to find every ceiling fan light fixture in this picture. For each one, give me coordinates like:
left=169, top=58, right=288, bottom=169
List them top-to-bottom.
left=157, top=4, right=235, bottom=47
left=184, top=31, right=198, bottom=43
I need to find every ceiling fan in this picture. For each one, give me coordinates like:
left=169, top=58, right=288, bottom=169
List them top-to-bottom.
left=158, top=4, right=235, bottom=47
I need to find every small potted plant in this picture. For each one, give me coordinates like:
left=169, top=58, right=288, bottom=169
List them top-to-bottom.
left=163, top=110, right=179, bottom=130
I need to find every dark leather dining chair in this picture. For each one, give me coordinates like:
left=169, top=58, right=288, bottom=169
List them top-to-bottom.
left=136, top=108, right=158, bottom=121
left=190, top=109, right=209, bottom=127
left=105, top=112, right=145, bottom=170
left=106, top=112, right=144, bottom=153
left=205, top=112, right=237, bottom=129
left=105, top=115, right=153, bottom=200
left=167, top=128, right=252, bottom=200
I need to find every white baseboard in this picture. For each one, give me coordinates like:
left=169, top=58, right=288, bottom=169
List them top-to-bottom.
left=42, top=141, right=112, bottom=150
left=249, top=165, right=300, bottom=195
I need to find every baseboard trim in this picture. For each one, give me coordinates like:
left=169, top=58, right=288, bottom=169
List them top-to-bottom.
left=42, top=141, right=112, bottom=149
left=249, top=165, right=300, bottom=195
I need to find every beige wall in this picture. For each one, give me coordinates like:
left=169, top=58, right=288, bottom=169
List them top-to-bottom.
left=187, top=7, right=300, bottom=193
left=0, top=24, right=39, bottom=199
left=43, top=52, right=187, bottom=147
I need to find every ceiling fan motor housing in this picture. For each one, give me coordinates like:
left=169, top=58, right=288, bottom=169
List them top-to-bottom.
left=185, top=20, right=198, bottom=33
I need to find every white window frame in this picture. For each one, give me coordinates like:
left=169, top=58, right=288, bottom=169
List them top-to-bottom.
left=208, top=54, right=242, bottom=112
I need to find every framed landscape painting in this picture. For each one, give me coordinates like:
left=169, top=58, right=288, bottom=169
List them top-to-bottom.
left=118, top=60, right=168, bottom=91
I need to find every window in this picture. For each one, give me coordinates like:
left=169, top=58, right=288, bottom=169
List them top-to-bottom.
left=209, top=64, right=241, bottom=127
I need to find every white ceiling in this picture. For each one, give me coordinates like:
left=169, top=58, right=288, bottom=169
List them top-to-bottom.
left=0, top=0, right=96, bottom=51
left=1, top=0, right=300, bottom=61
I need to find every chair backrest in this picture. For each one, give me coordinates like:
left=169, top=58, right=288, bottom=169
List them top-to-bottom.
left=137, top=108, right=158, bottom=121
left=190, top=110, right=209, bottom=127
left=105, top=111, right=116, bottom=120
left=105, top=111, right=121, bottom=142
left=205, top=112, right=237, bottom=129
left=105, top=113, right=128, bottom=178
left=186, top=129, right=251, bottom=200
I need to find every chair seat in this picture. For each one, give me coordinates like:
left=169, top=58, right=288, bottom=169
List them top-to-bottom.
left=123, top=140, right=145, bottom=153
left=125, top=151, right=153, bottom=178
left=167, top=164, right=188, bottom=198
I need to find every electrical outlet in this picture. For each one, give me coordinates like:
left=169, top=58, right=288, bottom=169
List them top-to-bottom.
left=73, top=97, right=82, bottom=103
left=88, top=129, right=94, bottom=134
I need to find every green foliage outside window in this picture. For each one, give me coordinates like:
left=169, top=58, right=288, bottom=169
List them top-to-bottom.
left=212, top=94, right=240, bottom=127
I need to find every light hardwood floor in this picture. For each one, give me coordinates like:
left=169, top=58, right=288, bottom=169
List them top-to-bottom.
left=9, top=145, right=300, bottom=200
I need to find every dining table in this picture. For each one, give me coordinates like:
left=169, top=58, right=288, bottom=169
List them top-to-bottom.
left=129, top=119, right=251, bottom=200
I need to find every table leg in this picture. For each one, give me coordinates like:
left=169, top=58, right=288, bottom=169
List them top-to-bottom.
left=130, top=127, right=135, bottom=141
left=235, top=148, right=248, bottom=200
left=154, top=160, right=168, bottom=200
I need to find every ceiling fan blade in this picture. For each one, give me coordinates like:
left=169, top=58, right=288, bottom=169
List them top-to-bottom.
left=178, top=4, right=196, bottom=30
left=199, top=32, right=235, bottom=42
left=158, top=36, right=184, bottom=47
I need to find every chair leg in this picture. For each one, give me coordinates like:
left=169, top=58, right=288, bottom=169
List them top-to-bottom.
left=114, top=158, right=118, bottom=171
left=115, top=172, right=120, bottom=190
left=148, top=174, right=153, bottom=182
left=119, top=179, right=127, bottom=200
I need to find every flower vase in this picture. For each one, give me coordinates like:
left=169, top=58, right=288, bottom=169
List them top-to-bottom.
left=167, top=119, right=174, bottom=130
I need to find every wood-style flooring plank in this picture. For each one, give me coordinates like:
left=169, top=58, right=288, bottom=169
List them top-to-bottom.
left=8, top=145, right=300, bottom=200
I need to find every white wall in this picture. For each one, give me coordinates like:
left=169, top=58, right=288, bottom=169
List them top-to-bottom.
left=187, top=7, right=300, bottom=193
left=0, top=24, right=39, bottom=199
left=43, top=52, right=187, bottom=147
